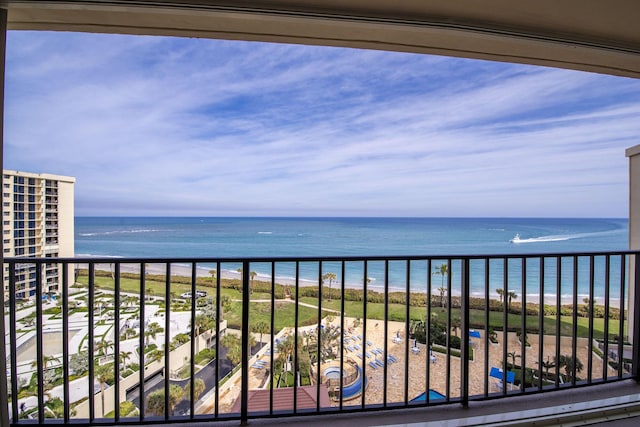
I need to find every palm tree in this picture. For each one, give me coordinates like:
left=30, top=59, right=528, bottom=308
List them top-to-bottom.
left=433, top=263, right=449, bottom=308
left=235, top=267, right=244, bottom=292
left=209, top=269, right=217, bottom=286
left=249, top=271, right=257, bottom=294
left=322, top=272, right=337, bottom=302
left=496, top=288, right=504, bottom=304
left=507, top=291, right=518, bottom=312
left=220, top=295, right=231, bottom=320
left=193, top=314, right=214, bottom=353
left=450, top=316, right=461, bottom=337
left=252, top=321, right=269, bottom=346
left=144, top=322, right=164, bottom=346
left=221, top=334, right=242, bottom=366
left=277, top=335, right=296, bottom=386
left=95, top=338, right=114, bottom=356
left=147, top=348, right=164, bottom=364
left=119, top=350, right=132, bottom=369
left=506, top=351, right=520, bottom=369
left=31, top=354, right=61, bottom=371
left=557, top=355, right=584, bottom=383
left=538, top=356, right=556, bottom=382
left=95, top=362, right=114, bottom=417
left=184, top=378, right=206, bottom=402
left=145, top=384, right=184, bottom=416
left=146, top=389, right=165, bottom=416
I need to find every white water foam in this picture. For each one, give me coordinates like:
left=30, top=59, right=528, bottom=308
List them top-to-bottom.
left=511, top=228, right=624, bottom=244
left=78, top=229, right=166, bottom=237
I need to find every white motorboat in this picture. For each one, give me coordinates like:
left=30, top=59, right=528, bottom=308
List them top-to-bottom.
left=509, top=234, right=522, bottom=243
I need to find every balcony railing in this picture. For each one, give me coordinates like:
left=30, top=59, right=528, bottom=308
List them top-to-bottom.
left=3, top=252, right=640, bottom=425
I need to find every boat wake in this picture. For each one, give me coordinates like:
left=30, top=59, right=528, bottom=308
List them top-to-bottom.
left=510, top=229, right=623, bottom=244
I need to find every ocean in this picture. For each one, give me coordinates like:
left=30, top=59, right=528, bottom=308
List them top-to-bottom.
left=75, top=217, right=629, bottom=301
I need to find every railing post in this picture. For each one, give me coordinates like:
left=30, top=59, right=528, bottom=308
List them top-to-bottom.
left=0, top=8, right=9, bottom=427
left=632, top=254, right=640, bottom=381
left=460, top=258, right=470, bottom=407
left=241, top=260, right=250, bottom=425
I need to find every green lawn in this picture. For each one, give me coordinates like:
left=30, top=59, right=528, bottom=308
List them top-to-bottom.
left=78, top=275, right=619, bottom=339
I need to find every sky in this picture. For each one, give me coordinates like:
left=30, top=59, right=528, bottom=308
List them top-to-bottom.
left=5, top=31, right=640, bottom=218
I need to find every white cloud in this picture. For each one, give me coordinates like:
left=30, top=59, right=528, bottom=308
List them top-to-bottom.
left=5, top=31, right=640, bottom=217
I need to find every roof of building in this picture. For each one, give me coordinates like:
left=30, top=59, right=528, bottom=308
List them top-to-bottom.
left=231, top=385, right=331, bottom=413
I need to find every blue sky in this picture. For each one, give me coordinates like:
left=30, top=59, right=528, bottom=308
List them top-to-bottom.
left=5, top=31, right=640, bottom=217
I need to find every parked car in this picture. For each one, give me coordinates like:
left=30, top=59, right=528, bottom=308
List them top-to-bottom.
left=180, top=290, right=207, bottom=299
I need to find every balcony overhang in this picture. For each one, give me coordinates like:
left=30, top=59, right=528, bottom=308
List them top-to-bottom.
left=2, top=0, right=640, bottom=79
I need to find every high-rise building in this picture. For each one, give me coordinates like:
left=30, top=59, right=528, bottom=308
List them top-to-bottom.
left=2, top=170, right=75, bottom=300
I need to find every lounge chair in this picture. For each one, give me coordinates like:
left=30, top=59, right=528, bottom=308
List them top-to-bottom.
left=375, top=359, right=384, bottom=367
left=368, top=361, right=378, bottom=370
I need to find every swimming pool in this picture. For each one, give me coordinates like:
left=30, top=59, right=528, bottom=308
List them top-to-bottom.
left=410, top=390, right=446, bottom=402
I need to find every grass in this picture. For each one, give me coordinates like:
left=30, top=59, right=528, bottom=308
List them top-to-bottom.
left=77, top=275, right=618, bottom=339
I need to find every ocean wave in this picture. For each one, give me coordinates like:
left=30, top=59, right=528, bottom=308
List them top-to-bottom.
left=78, top=229, right=166, bottom=237
left=257, top=231, right=273, bottom=235
left=73, top=253, right=124, bottom=258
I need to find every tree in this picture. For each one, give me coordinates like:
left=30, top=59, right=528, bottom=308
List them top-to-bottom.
left=236, top=267, right=243, bottom=292
left=209, top=269, right=217, bottom=286
left=250, top=271, right=257, bottom=294
left=322, top=272, right=337, bottom=302
left=437, top=286, right=447, bottom=308
left=496, top=288, right=504, bottom=304
left=507, top=291, right=518, bottom=312
left=220, top=295, right=232, bottom=320
left=193, top=314, right=215, bottom=353
left=450, top=316, right=461, bottom=337
left=252, top=321, right=269, bottom=345
left=144, top=322, right=164, bottom=346
left=221, top=334, right=242, bottom=366
left=277, top=335, right=296, bottom=386
left=95, top=338, right=114, bottom=356
left=147, top=348, right=164, bottom=364
left=119, top=350, right=132, bottom=369
left=69, top=351, right=89, bottom=376
left=506, top=351, right=520, bottom=368
left=31, top=354, right=61, bottom=371
left=557, top=355, right=584, bottom=383
left=538, top=356, right=556, bottom=381
left=95, top=362, right=114, bottom=417
left=184, top=378, right=206, bottom=402
left=145, top=384, right=184, bottom=416
left=146, top=389, right=165, bottom=416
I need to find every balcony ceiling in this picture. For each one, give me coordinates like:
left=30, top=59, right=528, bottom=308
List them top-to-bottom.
left=2, top=0, right=640, bottom=78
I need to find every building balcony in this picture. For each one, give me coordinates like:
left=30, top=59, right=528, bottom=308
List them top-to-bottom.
left=3, top=252, right=640, bottom=426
